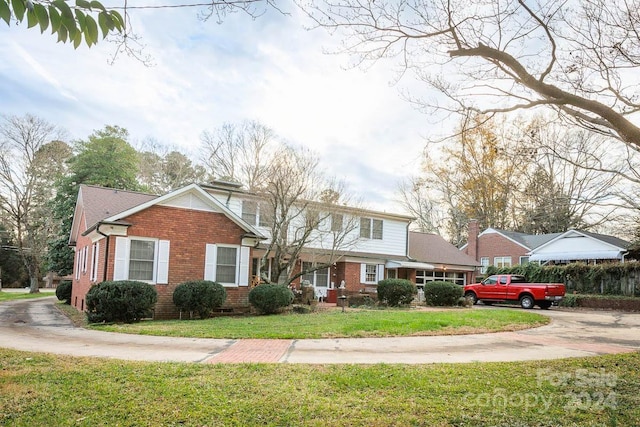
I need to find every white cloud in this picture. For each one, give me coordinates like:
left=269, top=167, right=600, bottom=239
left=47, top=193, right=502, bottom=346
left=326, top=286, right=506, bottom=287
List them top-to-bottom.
left=0, top=4, right=433, bottom=212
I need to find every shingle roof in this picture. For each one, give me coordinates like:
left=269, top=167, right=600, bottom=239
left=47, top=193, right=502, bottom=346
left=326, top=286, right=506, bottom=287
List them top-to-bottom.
left=80, top=185, right=158, bottom=228
left=492, top=229, right=562, bottom=250
left=579, top=230, right=630, bottom=249
left=409, top=232, right=480, bottom=267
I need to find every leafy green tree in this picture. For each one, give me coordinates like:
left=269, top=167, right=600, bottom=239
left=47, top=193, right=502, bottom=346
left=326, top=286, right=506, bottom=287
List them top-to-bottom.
left=0, top=0, right=124, bottom=48
left=47, top=125, right=140, bottom=276
left=70, top=125, right=140, bottom=190
left=137, top=147, right=206, bottom=194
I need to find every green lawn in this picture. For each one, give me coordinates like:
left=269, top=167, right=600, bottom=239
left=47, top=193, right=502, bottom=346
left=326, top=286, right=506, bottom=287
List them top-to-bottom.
left=0, top=289, right=55, bottom=302
left=92, top=309, right=549, bottom=339
left=1, top=348, right=637, bottom=426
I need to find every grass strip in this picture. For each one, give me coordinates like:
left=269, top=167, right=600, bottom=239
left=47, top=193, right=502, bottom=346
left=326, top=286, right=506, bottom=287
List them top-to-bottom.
left=92, top=308, right=549, bottom=339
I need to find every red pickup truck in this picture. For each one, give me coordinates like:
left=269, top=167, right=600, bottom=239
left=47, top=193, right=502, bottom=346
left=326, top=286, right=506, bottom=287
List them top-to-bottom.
left=464, top=274, right=565, bottom=309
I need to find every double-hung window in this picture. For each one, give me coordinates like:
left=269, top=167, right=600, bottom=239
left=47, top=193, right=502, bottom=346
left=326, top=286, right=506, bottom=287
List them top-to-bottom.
left=241, top=200, right=257, bottom=225
left=360, top=217, right=383, bottom=239
left=113, top=237, right=170, bottom=284
left=204, top=244, right=250, bottom=287
left=494, top=256, right=512, bottom=269
left=480, top=257, right=489, bottom=274
left=302, top=262, right=329, bottom=287
left=360, top=263, right=383, bottom=284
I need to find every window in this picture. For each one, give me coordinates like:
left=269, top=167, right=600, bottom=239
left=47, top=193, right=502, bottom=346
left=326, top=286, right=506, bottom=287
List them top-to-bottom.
left=242, top=200, right=257, bottom=225
left=258, top=202, right=272, bottom=227
left=306, top=210, right=320, bottom=229
left=331, top=214, right=343, bottom=232
left=360, top=217, right=383, bottom=239
left=360, top=217, right=371, bottom=238
left=113, top=237, right=170, bottom=284
left=129, top=240, right=155, bottom=281
left=204, top=244, right=250, bottom=286
left=81, top=246, right=88, bottom=274
left=216, top=247, right=237, bottom=283
left=494, top=256, right=512, bottom=269
left=519, top=256, right=530, bottom=265
left=480, top=257, right=489, bottom=274
left=302, top=262, right=329, bottom=287
left=365, top=264, right=377, bottom=282
left=387, top=269, right=397, bottom=279
left=415, top=270, right=466, bottom=287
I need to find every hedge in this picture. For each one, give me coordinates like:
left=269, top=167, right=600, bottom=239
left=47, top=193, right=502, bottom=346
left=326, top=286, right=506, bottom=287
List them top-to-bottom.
left=485, top=262, right=640, bottom=296
left=377, top=279, right=416, bottom=306
left=55, top=280, right=72, bottom=304
left=85, top=280, right=157, bottom=323
left=172, top=280, right=227, bottom=319
left=424, top=281, right=463, bottom=306
left=248, top=284, right=294, bottom=314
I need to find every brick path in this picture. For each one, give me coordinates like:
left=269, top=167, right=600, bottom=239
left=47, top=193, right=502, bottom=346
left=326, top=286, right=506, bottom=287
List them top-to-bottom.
left=206, top=339, right=293, bottom=363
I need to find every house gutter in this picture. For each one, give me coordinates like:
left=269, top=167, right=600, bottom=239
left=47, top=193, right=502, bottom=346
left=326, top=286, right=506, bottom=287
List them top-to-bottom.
left=95, top=223, right=110, bottom=282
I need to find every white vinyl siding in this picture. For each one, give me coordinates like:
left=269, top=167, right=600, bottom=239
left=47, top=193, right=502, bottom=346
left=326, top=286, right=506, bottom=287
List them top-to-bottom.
left=113, top=237, right=170, bottom=284
left=204, top=244, right=250, bottom=287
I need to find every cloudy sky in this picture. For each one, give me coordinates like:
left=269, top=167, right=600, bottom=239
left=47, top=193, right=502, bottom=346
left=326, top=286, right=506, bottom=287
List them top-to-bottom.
left=0, top=1, right=445, bottom=212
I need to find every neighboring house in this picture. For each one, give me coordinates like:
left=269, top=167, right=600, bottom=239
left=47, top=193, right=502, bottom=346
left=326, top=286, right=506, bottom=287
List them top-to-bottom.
left=70, top=181, right=437, bottom=318
left=462, top=220, right=631, bottom=274
left=408, top=231, right=480, bottom=287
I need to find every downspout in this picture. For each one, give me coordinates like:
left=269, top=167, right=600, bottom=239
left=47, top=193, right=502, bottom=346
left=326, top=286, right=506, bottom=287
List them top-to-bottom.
left=96, top=223, right=110, bottom=282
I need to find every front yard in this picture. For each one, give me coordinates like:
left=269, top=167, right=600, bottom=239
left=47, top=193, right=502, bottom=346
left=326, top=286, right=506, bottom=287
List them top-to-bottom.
left=90, top=308, right=549, bottom=339
left=1, top=348, right=637, bottom=426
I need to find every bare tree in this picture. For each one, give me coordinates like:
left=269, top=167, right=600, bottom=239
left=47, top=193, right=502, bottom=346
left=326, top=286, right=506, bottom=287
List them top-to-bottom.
left=304, top=0, right=640, bottom=148
left=0, top=115, right=66, bottom=293
left=513, top=117, right=621, bottom=233
left=201, top=121, right=275, bottom=190
left=137, top=139, right=206, bottom=194
left=256, top=144, right=360, bottom=286
left=396, top=176, right=442, bottom=233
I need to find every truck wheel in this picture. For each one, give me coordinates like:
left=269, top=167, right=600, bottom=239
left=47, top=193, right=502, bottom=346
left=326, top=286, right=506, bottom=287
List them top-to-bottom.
left=465, top=292, right=477, bottom=305
left=519, top=295, right=534, bottom=309
left=538, top=301, right=552, bottom=310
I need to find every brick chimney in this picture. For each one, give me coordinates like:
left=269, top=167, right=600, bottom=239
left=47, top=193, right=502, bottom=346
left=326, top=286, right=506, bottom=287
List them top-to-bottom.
left=467, top=219, right=479, bottom=260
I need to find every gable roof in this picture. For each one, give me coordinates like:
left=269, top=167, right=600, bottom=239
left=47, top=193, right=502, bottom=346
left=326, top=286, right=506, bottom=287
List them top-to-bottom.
left=70, top=184, right=265, bottom=245
left=69, top=185, right=158, bottom=245
left=478, top=228, right=561, bottom=251
left=529, top=230, right=630, bottom=261
left=409, top=232, right=480, bottom=268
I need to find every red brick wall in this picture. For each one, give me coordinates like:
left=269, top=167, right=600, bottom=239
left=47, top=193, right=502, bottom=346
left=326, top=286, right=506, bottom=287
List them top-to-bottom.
left=72, top=205, right=254, bottom=319
left=478, top=233, right=529, bottom=266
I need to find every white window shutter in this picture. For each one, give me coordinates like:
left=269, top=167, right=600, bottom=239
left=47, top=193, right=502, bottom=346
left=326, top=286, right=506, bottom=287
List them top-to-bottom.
left=113, top=237, right=130, bottom=281
left=156, top=240, right=170, bottom=284
left=91, top=243, right=99, bottom=282
left=204, top=244, right=217, bottom=281
left=238, top=246, right=250, bottom=286
left=75, top=248, right=80, bottom=280
left=360, top=263, right=367, bottom=283
left=376, top=264, right=385, bottom=283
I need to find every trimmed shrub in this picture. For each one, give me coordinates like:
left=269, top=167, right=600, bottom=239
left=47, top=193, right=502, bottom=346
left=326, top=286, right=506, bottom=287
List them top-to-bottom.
left=377, top=279, right=416, bottom=306
left=55, top=280, right=72, bottom=304
left=86, top=280, right=157, bottom=323
left=172, top=280, right=227, bottom=319
left=424, top=281, right=463, bottom=306
left=248, top=284, right=294, bottom=314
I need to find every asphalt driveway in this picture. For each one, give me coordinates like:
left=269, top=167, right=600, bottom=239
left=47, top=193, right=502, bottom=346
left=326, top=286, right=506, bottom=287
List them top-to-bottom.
left=1, top=297, right=638, bottom=364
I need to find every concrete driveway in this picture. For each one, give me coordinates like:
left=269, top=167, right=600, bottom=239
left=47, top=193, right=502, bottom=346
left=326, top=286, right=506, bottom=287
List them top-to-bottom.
left=1, top=297, right=638, bottom=364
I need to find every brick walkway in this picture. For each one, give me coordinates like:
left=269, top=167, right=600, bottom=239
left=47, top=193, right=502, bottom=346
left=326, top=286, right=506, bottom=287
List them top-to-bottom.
left=206, top=339, right=293, bottom=363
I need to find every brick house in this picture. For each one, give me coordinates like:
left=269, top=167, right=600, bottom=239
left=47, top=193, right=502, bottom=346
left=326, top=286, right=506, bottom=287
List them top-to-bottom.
left=70, top=182, right=444, bottom=318
left=462, top=220, right=631, bottom=274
